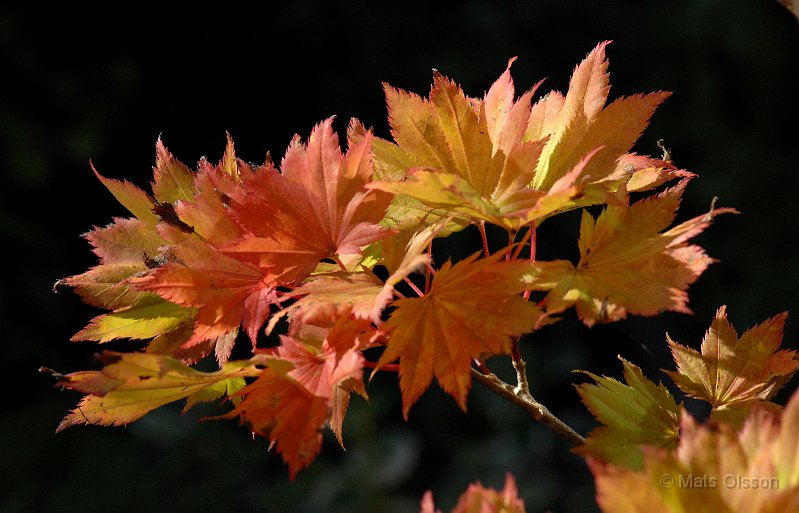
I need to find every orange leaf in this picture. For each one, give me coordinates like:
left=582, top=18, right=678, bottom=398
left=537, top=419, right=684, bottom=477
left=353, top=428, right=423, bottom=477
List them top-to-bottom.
left=223, top=118, right=392, bottom=283
left=529, top=181, right=737, bottom=325
left=133, top=235, right=279, bottom=351
left=377, top=253, right=541, bottom=417
left=666, top=307, right=799, bottom=423
left=225, top=368, right=329, bottom=480
left=420, top=474, right=525, bottom=513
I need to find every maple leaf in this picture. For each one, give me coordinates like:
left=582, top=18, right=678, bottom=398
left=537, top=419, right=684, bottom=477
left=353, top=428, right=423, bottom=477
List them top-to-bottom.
left=527, top=41, right=671, bottom=192
left=370, top=42, right=682, bottom=233
left=369, top=62, right=590, bottom=231
left=222, top=118, right=392, bottom=283
left=151, top=138, right=197, bottom=204
left=92, top=163, right=160, bottom=225
left=172, top=167, right=242, bottom=245
left=528, top=180, right=737, bottom=325
left=56, top=216, right=169, bottom=310
left=276, top=223, right=438, bottom=326
left=132, top=234, right=279, bottom=355
left=376, top=252, right=542, bottom=417
left=71, top=295, right=195, bottom=343
left=665, top=306, right=799, bottom=424
left=227, top=322, right=366, bottom=477
left=271, top=333, right=364, bottom=399
left=54, top=351, right=260, bottom=432
left=576, top=358, right=681, bottom=469
left=222, top=366, right=329, bottom=479
left=591, top=388, right=799, bottom=513
left=420, top=474, right=525, bottom=513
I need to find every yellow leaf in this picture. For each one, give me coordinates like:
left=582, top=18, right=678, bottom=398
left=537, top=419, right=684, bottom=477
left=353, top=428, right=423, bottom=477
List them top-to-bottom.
left=56, top=352, right=260, bottom=432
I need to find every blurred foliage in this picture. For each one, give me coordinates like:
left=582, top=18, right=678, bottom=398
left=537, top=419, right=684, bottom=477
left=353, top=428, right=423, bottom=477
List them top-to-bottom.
left=2, top=2, right=797, bottom=512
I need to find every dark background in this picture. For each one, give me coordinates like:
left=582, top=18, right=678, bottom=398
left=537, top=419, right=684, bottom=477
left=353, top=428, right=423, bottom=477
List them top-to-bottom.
left=2, top=2, right=798, bottom=512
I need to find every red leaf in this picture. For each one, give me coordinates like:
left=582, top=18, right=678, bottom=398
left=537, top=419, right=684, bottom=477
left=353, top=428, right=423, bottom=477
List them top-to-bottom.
left=223, top=118, right=392, bottom=283
left=225, top=368, right=329, bottom=479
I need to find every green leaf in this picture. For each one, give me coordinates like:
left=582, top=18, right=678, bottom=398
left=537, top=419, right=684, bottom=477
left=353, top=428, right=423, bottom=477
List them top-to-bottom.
left=71, top=296, right=196, bottom=343
left=575, top=357, right=680, bottom=469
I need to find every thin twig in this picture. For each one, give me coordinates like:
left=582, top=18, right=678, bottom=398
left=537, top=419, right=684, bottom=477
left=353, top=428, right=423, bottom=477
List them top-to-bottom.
left=471, top=368, right=585, bottom=446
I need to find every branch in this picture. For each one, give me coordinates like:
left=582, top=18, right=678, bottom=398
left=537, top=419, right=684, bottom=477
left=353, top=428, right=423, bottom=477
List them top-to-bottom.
left=471, top=368, right=585, bottom=447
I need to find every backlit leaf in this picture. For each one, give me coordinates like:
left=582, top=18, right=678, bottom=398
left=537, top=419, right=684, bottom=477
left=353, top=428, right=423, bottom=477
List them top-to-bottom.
left=528, top=181, right=737, bottom=325
left=376, top=252, right=541, bottom=416
left=71, top=295, right=195, bottom=343
left=665, top=307, right=799, bottom=424
left=56, top=352, right=259, bottom=432
left=576, top=358, right=680, bottom=468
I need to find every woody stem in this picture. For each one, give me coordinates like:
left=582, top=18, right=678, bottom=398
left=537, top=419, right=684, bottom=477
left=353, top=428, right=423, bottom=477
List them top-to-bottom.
left=470, top=367, right=585, bottom=446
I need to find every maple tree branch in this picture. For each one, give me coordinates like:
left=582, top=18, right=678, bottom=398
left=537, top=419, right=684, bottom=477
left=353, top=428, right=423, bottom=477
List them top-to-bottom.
left=509, top=339, right=531, bottom=397
left=470, top=368, right=585, bottom=447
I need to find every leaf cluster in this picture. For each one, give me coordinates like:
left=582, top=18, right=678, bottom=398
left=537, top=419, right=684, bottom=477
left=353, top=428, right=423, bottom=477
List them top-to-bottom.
left=47, top=42, right=796, bottom=512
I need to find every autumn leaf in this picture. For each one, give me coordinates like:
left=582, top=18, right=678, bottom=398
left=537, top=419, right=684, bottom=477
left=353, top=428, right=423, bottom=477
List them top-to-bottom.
left=528, top=41, right=655, bottom=189
left=371, top=42, right=682, bottom=233
left=370, top=62, right=588, bottom=231
left=222, top=118, right=392, bottom=283
left=151, top=138, right=196, bottom=204
left=172, top=143, right=246, bottom=245
left=92, top=163, right=160, bottom=225
left=528, top=180, right=737, bottom=325
left=57, top=216, right=168, bottom=310
left=278, top=223, right=438, bottom=325
left=132, top=234, right=280, bottom=353
left=376, top=252, right=542, bottom=417
left=71, top=295, right=195, bottom=343
left=665, top=306, right=799, bottom=424
left=227, top=323, right=366, bottom=477
left=272, top=334, right=364, bottom=400
left=54, top=352, right=260, bottom=432
left=575, top=358, right=681, bottom=469
left=223, top=366, right=329, bottom=479
left=591, top=388, right=799, bottom=513
left=421, top=474, right=525, bottom=513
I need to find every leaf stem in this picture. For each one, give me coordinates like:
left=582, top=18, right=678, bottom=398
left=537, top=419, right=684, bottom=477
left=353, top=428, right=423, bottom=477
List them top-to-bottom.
left=479, top=221, right=490, bottom=257
left=522, top=223, right=536, bottom=300
left=511, top=227, right=533, bottom=261
left=425, top=241, right=434, bottom=293
left=333, top=255, right=349, bottom=272
left=403, top=277, right=425, bottom=297
left=472, top=358, right=492, bottom=375
left=364, top=361, right=400, bottom=372
left=470, top=368, right=585, bottom=446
